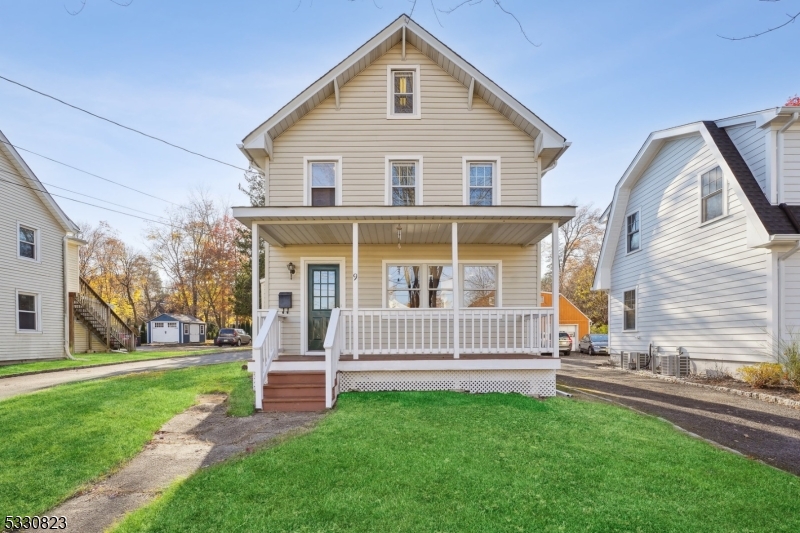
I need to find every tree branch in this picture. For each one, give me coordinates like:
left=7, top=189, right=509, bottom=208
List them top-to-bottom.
left=439, top=0, right=540, bottom=46
left=719, top=7, right=800, bottom=40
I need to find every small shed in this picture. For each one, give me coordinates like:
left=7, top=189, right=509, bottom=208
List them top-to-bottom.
left=541, top=292, right=591, bottom=351
left=146, top=313, right=206, bottom=344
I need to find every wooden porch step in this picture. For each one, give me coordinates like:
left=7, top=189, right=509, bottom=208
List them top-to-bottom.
left=267, top=371, right=325, bottom=385
left=263, top=384, right=325, bottom=399
left=261, top=397, right=326, bottom=412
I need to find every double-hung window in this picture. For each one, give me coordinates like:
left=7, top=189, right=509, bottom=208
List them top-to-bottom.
left=387, top=66, right=420, bottom=118
left=305, top=157, right=341, bottom=206
left=463, top=157, right=500, bottom=205
left=391, top=161, right=417, bottom=205
left=701, top=166, right=724, bottom=223
left=626, top=211, right=640, bottom=253
left=18, top=224, right=37, bottom=261
left=387, top=264, right=452, bottom=308
left=463, top=265, right=497, bottom=307
left=623, top=289, right=636, bottom=331
left=17, top=292, right=39, bottom=332
left=183, top=324, right=190, bottom=335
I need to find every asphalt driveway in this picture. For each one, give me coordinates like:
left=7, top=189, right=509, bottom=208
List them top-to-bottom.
left=558, top=355, right=800, bottom=476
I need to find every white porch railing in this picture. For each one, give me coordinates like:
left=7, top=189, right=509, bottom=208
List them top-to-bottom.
left=340, top=307, right=554, bottom=356
left=324, top=308, right=343, bottom=408
left=252, top=309, right=279, bottom=410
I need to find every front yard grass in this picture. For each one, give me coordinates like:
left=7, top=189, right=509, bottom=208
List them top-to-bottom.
left=0, top=347, right=248, bottom=378
left=0, top=362, right=254, bottom=517
left=116, top=392, right=799, bottom=533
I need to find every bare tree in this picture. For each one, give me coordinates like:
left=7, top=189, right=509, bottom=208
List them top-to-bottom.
left=64, top=0, right=133, bottom=16
left=719, top=0, right=800, bottom=40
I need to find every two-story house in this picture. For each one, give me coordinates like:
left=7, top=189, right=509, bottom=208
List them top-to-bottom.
left=234, top=15, right=574, bottom=411
left=594, top=107, right=800, bottom=375
left=0, top=129, right=136, bottom=362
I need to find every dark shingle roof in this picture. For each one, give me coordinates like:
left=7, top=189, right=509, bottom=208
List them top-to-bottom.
left=703, top=121, right=800, bottom=235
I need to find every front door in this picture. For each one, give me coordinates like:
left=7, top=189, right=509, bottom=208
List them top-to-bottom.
left=307, top=264, right=340, bottom=352
left=189, top=324, right=200, bottom=343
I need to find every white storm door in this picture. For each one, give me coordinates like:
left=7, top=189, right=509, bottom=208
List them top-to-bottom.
left=189, top=324, right=200, bottom=343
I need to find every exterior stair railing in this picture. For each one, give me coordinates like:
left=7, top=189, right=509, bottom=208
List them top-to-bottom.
left=70, top=277, right=136, bottom=352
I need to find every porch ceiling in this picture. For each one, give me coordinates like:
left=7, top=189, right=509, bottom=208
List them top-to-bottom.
left=232, top=205, right=575, bottom=247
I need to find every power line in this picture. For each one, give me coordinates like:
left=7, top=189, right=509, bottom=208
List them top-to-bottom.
left=0, top=73, right=250, bottom=172
left=0, top=138, right=177, bottom=205
left=0, top=167, right=168, bottom=220
left=0, top=175, right=178, bottom=229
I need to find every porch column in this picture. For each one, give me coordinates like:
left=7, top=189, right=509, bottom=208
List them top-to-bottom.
left=252, top=221, right=260, bottom=340
left=352, top=222, right=359, bottom=360
left=452, top=222, right=460, bottom=359
left=551, top=222, right=560, bottom=358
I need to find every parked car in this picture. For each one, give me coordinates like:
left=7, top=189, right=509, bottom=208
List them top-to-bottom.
left=215, top=328, right=251, bottom=347
left=558, top=332, right=572, bottom=356
left=578, top=334, right=609, bottom=355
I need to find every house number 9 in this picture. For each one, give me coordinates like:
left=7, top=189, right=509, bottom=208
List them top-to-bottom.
left=353, top=273, right=358, bottom=280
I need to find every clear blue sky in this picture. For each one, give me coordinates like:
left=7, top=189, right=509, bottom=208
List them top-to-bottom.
left=1, top=0, right=798, bottom=246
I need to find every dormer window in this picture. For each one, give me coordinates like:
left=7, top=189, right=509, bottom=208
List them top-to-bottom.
left=387, top=65, right=420, bottom=119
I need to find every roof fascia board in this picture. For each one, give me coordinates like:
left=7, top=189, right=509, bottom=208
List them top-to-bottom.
left=715, top=110, right=775, bottom=129
left=0, top=130, right=78, bottom=233
left=232, top=204, right=576, bottom=221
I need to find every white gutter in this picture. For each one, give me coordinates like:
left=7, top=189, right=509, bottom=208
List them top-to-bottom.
left=777, top=111, right=800, bottom=204
left=541, top=142, right=571, bottom=177
left=63, top=236, right=76, bottom=360
left=778, top=240, right=800, bottom=346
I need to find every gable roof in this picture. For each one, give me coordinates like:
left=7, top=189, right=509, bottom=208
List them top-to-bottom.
left=240, top=14, right=568, bottom=169
left=593, top=115, right=800, bottom=291
left=0, top=129, right=79, bottom=233
left=148, top=313, right=205, bottom=324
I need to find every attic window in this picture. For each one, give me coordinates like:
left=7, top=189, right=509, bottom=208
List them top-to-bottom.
left=387, top=66, right=420, bottom=119
left=701, top=166, right=725, bottom=223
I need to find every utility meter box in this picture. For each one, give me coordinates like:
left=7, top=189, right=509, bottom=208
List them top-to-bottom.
left=278, top=292, right=292, bottom=310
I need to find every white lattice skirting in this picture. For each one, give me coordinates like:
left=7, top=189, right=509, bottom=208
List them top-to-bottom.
left=338, top=369, right=557, bottom=397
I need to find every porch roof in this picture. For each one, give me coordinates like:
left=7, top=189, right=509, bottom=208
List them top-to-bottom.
left=232, top=205, right=575, bottom=247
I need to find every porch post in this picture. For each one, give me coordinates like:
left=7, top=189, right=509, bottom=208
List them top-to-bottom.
left=251, top=221, right=260, bottom=340
left=352, top=222, right=359, bottom=360
left=452, top=222, right=460, bottom=359
left=551, top=222, right=560, bottom=358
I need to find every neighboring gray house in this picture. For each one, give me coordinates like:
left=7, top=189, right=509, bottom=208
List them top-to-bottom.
left=594, top=107, right=800, bottom=374
left=147, top=313, right=206, bottom=344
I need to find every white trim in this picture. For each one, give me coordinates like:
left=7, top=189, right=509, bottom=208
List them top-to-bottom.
left=386, top=64, right=421, bottom=119
left=385, top=155, right=424, bottom=205
left=303, top=156, right=343, bottom=207
left=462, top=156, right=501, bottom=206
left=698, top=165, right=728, bottom=226
left=625, top=209, right=641, bottom=255
left=16, top=222, right=41, bottom=263
left=300, top=257, right=347, bottom=355
left=621, top=287, right=638, bottom=332
left=15, top=289, right=42, bottom=334
left=271, top=357, right=561, bottom=373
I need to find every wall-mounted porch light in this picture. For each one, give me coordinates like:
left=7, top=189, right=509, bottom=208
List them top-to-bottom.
left=287, top=262, right=296, bottom=279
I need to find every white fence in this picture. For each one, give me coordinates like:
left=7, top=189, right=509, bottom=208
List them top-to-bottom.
left=340, top=308, right=554, bottom=356
left=252, top=309, right=280, bottom=409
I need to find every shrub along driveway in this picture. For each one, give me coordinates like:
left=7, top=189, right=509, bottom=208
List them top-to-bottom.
left=558, top=357, right=800, bottom=476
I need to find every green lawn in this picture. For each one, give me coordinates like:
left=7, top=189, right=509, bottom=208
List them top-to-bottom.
left=0, top=347, right=248, bottom=378
left=0, top=362, right=253, bottom=517
left=115, top=392, right=799, bottom=533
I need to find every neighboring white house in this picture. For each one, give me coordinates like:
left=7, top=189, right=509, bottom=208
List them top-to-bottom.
left=234, top=15, right=574, bottom=411
left=594, top=107, right=800, bottom=374
left=0, top=129, right=136, bottom=362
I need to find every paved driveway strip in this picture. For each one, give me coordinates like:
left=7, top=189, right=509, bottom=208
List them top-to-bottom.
left=0, top=350, right=251, bottom=400
left=557, top=357, right=800, bottom=476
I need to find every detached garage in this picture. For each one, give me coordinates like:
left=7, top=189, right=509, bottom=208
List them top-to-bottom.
left=541, top=292, right=591, bottom=352
left=147, top=314, right=206, bottom=344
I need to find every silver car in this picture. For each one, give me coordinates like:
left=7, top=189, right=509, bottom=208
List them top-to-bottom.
left=234, top=329, right=252, bottom=345
left=578, top=334, right=609, bottom=355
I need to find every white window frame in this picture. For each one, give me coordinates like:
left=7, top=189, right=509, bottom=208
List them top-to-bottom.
left=386, top=65, right=421, bottom=119
left=303, top=156, right=343, bottom=207
left=385, top=156, right=423, bottom=206
left=462, top=157, right=501, bottom=206
left=698, top=166, right=728, bottom=226
left=625, top=209, right=641, bottom=255
left=17, top=222, right=40, bottom=263
left=381, top=260, right=502, bottom=308
left=461, top=261, right=502, bottom=308
left=622, top=287, right=637, bottom=332
left=16, top=289, right=41, bottom=333
left=154, top=322, right=164, bottom=328
left=167, top=322, right=178, bottom=328
left=183, top=324, right=190, bottom=335
left=199, top=324, right=205, bottom=335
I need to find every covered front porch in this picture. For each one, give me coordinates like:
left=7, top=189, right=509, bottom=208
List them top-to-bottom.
left=232, top=205, right=574, bottom=410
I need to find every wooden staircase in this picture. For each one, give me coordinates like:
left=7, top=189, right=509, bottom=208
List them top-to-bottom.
left=70, top=278, right=136, bottom=352
left=262, top=371, right=326, bottom=411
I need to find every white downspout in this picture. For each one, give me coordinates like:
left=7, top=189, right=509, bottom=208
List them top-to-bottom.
left=777, top=112, right=800, bottom=204
left=63, top=236, right=76, bottom=360
left=778, top=240, right=800, bottom=346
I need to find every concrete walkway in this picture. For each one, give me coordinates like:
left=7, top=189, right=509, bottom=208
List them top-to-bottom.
left=0, top=350, right=250, bottom=400
left=558, top=356, right=800, bottom=476
left=49, top=394, right=322, bottom=533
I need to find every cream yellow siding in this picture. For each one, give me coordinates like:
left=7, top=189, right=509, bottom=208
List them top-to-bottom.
left=268, top=44, right=539, bottom=207
left=0, top=144, right=67, bottom=362
left=66, top=240, right=80, bottom=293
left=266, top=243, right=538, bottom=354
left=72, top=318, right=105, bottom=353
